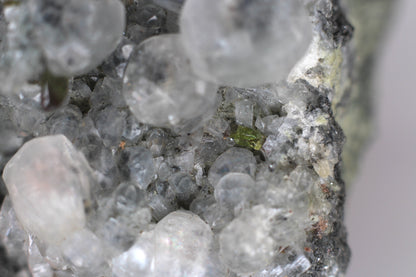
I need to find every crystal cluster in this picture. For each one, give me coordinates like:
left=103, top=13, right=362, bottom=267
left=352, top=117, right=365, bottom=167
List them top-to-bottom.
left=0, top=0, right=388, bottom=276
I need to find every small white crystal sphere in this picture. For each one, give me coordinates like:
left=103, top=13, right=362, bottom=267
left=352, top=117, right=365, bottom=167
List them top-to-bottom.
left=29, top=0, right=125, bottom=76
left=180, top=0, right=312, bottom=87
left=123, top=34, right=218, bottom=128
left=2, top=135, right=94, bottom=244
left=152, top=210, right=213, bottom=276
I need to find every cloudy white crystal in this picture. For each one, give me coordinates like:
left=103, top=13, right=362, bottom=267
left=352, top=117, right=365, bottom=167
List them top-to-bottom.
left=29, top=0, right=125, bottom=76
left=180, top=0, right=312, bottom=87
left=0, top=3, right=43, bottom=95
left=123, top=34, right=218, bottom=128
left=2, top=135, right=93, bottom=244
left=125, top=146, right=155, bottom=190
left=208, top=147, right=256, bottom=186
left=214, top=172, right=255, bottom=212
left=0, top=196, right=27, bottom=267
left=219, top=205, right=276, bottom=274
left=152, top=210, right=214, bottom=276
left=60, top=229, right=111, bottom=276
left=112, top=231, right=154, bottom=277
left=27, top=235, right=54, bottom=277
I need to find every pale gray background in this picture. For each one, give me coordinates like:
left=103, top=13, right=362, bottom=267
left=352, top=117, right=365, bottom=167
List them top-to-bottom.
left=346, top=0, right=416, bottom=276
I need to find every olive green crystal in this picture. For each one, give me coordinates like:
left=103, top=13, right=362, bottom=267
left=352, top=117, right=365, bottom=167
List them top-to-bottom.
left=231, top=125, right=265, bottom=151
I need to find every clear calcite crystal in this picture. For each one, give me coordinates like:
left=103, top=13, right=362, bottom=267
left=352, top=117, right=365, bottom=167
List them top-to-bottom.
left=0, top=0, right=392, bottom=276
left=0, top=0, right=125, bottom=96
left=29, top=0, right=125, bottom=76
left=180, top=0, right=312, bottom=87
left=0, top=3, right=43, bottom=96
left=123, top=34, right=218, bottom=128
left=2, top=135, right=93, bottom=244
left=125, top=146, right=155, bottom=190
left=208, top=147, right=257, bottom=187
left=214, top=173, right=254, bottom=212
left=0, top=196, right=27, bottom=268
left=219, top=205, right=276, bottom=274
left=113, top=210, right=213, bottom=277
left=152, top=210, right=213, bottom=276
left=60, top=229, right=112, bottom=276
left=112, top=231, right=154, bottom=277
left=27, top=235, right=54, bottom=277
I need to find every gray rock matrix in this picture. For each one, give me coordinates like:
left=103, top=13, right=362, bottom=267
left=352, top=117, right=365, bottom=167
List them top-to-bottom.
left=0, top=0, right=392, bottom=276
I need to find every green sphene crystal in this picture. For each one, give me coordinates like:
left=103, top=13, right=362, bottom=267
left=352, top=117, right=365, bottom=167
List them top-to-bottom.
left=231, top=125, right=265, bottom=151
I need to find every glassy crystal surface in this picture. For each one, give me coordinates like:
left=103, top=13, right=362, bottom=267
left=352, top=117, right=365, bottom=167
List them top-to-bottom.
left=29, top=0, right=125, bottom=76
left=180, top=0, right=312, bottom=87
left=0, top=3, right=43, bottom=96
left=123, top=34, right=218, bottom=128
left=2, top=135, right=93, bottom=244
left=124, top=146, right=155, bottom=190
left=208, top=147, right=256, bottom=186
left=214, top=172, right=254, bottom=212
left=0, top=196, right=27, bottom=268
left=219, top=205, right=276, bottom=274
left=152, top=210, right=213, bottom=276
left=60, top=229, right=111, bottom=276
left=112, top=231, right=154, bottom=277
left=27, top=235, right=54, bottom=277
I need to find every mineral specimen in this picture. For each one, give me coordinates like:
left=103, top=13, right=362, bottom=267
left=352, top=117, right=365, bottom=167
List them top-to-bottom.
left=0, top=0, right=392, bottom=276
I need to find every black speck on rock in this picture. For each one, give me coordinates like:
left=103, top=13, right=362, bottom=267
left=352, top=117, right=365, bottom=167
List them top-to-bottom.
left=318, top=0, right=354, bottom=47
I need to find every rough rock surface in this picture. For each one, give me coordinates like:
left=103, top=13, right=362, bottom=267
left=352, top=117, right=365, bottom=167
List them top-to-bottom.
left=0, top=0, right=393, bottom=276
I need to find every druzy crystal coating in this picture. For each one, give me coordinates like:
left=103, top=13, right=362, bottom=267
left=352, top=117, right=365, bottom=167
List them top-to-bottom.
left=0, top=0, right=371, bottom=275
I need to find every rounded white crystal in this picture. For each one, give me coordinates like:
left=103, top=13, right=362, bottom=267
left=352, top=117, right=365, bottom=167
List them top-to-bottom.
left=29, top=0, right=125, bottom=76
left=180, top=0, right=312, bottom=87
left=123, top=34, right=218, bottom=128
left=2, top=135, right=93, bottom=244
left=208, top=147, right=256, bottom=187
left=214, top=172, right=255, bottom=210
left=219, top=205, right=276, bottom=274
left=152, top=210, right=214, bottom=276
left=112, top=231, right=154, bottom=277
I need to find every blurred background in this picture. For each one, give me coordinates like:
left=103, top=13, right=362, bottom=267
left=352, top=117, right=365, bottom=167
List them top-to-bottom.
left=346, top=0, right=416, bottom=276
